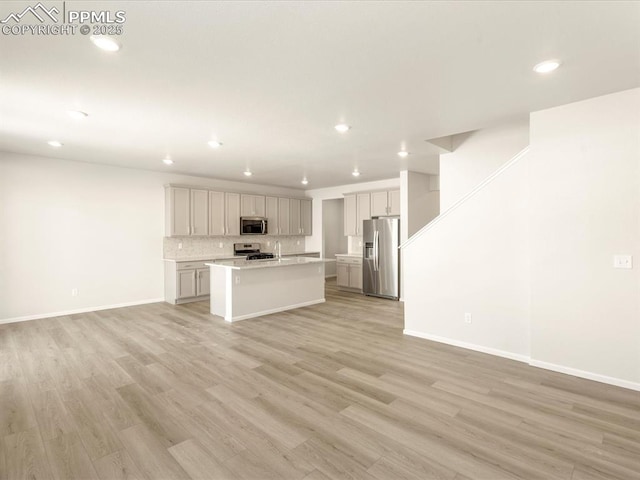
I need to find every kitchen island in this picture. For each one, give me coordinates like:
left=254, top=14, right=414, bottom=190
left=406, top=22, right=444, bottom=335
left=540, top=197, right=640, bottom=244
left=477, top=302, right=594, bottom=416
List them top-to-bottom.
left=206, top=257, right=325, bottom=322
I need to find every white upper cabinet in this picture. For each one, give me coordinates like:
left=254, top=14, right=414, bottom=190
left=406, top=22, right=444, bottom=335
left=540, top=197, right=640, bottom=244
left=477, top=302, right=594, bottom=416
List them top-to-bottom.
left=165, top=185, right=311, bottom=237
left=165, top=186, right=190, bottom=236
left=190, top=189, right=209, bottom=236
left=343, top=189, right=399, bottom=236
left=370, top=189, right=400, bottom=217
left=388, top=189, right=400, bottom=215
left=208, top=191, right=225, bottom=236
left=370, top=191, right=389, bottom=217
left=225, top=192, right=241, bottom=236
left=356, top=193, right=371, bottom=236
left=241, top=194, right=266, bottom=217
left=343, top=194, right=357, bottom=236
left=265, top=196, right=279, bottom=235
left=278, top=198, right=290, bottom=235
left=290, top=198, right=301, bottom=235
left=301, top=199, right=312, bottom=236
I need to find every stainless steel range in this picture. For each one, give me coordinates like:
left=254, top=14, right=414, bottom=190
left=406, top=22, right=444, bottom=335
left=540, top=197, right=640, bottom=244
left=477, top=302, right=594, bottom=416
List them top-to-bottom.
left=233, top=243, right=275, bottom=260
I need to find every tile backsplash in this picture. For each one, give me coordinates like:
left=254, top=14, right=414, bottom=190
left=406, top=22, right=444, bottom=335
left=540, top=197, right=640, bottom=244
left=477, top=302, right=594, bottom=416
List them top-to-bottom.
left=164, top=236, right=307, bottom=259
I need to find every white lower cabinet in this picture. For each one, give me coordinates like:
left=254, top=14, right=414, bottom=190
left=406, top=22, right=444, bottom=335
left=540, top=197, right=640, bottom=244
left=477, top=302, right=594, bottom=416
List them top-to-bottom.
left=335, top=256, right=362, bottom=291
left=165, top=261, right=215, bottom=304
left=196, top=268, right=210, bottom=297
left=177, top=269, right=197, bottom=299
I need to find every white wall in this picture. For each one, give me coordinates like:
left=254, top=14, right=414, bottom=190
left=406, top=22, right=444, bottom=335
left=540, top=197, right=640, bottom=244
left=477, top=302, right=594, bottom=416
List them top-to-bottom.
left=403, top=88, right=640, bottom=390
left=529, top=88, right=640, bottom=385
left=439, top=118, right=529, bottom=211
left=0, top=153, right=304, bottom=322
left=403, top=155, right=531, bottom=360
left=407, top=171, right=439, bottom=238
left=305, top=177, right=400, bottom=254
left=322, top=198, right=347, bottom=277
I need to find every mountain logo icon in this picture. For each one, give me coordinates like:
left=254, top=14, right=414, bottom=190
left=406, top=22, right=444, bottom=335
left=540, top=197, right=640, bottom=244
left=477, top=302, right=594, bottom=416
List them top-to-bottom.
left=1, top=2, right=60, bottom=24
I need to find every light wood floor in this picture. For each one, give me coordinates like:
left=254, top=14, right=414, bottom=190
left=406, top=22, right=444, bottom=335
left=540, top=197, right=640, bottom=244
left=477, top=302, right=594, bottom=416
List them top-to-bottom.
left=1, top=281, right=639, bottom=480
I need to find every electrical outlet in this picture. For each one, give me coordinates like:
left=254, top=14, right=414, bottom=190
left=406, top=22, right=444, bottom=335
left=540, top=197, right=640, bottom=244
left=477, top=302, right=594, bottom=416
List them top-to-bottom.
left=297, top=240, right=300, bottom=245
left=267, top=241, right=271, bottom=247
left=178, top=242, right=183, bottom=250
left=218, top=242, right=223, bottom=248
left=613, top=255, right=632, bottom=269
left=234, top=275, right=240, bottom=285
left=71, top=288, right=78, bottom=297
left=464, top=312, right=472, bottom=324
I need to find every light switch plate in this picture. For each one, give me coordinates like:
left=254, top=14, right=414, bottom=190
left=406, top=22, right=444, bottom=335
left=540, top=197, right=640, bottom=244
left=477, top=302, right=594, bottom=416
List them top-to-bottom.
left=613, top=255, right=632, bottom=269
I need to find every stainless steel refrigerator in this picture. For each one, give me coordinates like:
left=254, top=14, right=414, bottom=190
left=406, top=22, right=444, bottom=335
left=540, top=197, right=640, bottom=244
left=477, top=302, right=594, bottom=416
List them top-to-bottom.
left=363, top=217, right=400, bottom=300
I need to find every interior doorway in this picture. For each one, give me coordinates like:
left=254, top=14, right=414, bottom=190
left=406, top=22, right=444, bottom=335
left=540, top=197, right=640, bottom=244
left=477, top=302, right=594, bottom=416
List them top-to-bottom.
left=322, top=198, right=347, bottom=277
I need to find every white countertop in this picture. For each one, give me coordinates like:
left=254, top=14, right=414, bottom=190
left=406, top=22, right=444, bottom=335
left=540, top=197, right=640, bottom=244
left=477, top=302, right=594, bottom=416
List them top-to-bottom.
left=164, top=252, right=320, bottom=262
left=335, top=253, right=363, bottom=258
left=164, top=255, right=245, bottom=262
left=207, top=257, right=326, bottom=270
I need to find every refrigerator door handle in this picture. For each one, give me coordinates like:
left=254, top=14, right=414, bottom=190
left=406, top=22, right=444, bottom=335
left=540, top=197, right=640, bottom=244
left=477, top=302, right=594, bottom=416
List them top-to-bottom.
left=374, top=230, right=379, bottom=271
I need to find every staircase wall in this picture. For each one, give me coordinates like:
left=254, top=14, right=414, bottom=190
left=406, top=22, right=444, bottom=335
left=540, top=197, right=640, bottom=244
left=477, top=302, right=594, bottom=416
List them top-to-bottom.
left=403, top=88, right=640, bottom=389
left=529, top=88, right=640, bottom=386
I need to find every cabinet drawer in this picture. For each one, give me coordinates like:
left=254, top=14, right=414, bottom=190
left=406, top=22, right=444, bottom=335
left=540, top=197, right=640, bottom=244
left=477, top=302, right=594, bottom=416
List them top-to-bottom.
left=337, top=256, right=362, bottom=265
left=176, top=261, right=208, bottom=270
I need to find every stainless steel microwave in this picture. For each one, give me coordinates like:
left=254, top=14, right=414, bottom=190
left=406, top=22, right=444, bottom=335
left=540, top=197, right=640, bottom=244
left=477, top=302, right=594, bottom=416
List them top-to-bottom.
left=240, top=217, right=267, bottom=235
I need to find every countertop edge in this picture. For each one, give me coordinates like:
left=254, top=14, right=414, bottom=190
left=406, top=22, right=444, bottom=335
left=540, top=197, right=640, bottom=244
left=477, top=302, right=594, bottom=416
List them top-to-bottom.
left=206, top=258, right=326, bottom=270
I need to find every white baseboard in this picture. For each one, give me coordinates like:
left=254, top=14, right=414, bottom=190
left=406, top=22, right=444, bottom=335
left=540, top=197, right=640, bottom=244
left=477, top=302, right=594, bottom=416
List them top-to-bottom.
left=0, top=298, right=165, bottom=325
left=226, top=298, right=326, bottom=322
left=403, top=329, right=530, bottom=363
left=403, top=329, right=640, bottom=391
left=529, top=359, right=640, bottom=392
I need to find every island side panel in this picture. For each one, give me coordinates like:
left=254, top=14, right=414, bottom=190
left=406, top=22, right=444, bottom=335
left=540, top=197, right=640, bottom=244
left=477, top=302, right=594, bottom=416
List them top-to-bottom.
left=230, top=263, right=325, bottom=321
left=209, top=265, right=228, bottom=318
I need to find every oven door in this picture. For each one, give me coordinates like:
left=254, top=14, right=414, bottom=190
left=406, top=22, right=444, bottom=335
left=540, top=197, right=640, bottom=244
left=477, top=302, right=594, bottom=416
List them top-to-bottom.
left=241, top=217, right=267, bottom=235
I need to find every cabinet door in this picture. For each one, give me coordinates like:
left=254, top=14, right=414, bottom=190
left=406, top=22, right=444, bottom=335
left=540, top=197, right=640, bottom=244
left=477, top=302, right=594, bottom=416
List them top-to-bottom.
left=167, top=187, right=190, bottom=236
left=190, top=189, right=209, bottom=236
left=388, top=189, right=400, bottom=216
left=208, top=191, right=225, bottom=236
left=370, top=191, right=388, bottom=217
left=225, top=192, right=240, bottom=236
left=356, top=193, right=371, bottom=236
left=343, top=194, right=357, bottom=236
left=241, top=195, right=254, bottom=216
left=241, top=195, right=266, bottom=217
left=253, top=196, right=266, bottom=217
left=265, top=196, right=279, bottom=235
left=278, top=198, right=290, bottom=235
left=290, top=198, right=301, bottom=235
left=300, top=199, right=312, bottom=236
left=336, top=262, right=349, bottom=287
left=349, top=264, right=363, bottom=290
left=196, top=268, right=210, bottom=296
left=177, top=270, right=196, bottom=298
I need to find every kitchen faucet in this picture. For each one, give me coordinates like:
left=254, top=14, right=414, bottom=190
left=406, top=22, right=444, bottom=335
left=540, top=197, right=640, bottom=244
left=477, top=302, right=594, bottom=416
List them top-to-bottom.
left=275, top=240, right=281, bottom=258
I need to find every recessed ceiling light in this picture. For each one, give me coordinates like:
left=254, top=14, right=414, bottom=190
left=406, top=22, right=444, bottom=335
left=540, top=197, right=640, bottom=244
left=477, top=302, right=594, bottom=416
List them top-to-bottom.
left=90, top=35, right=121, bottom=52
left=533, top=59, right=561, bottom=74
left=67, top=110, right=88, bottom=120
left=335, top=124, right=351, bottom=133
left=47, top=140, right=63, bottom=147
left=208, top=140, right=222, bottom=148
left=397, top=151, right=409, bottom=158
left=162, top=157, right=173, bottom=165
left=244, top=170, right=252, bottom=177
left=352, top=170, right=360, bottom=177
left=301, top=178, right=309, bottom=185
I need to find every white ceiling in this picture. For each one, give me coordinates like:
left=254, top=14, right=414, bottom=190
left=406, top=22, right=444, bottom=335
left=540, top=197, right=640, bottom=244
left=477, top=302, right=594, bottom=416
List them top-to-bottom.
left=1, top=1, right=639, bottom=189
